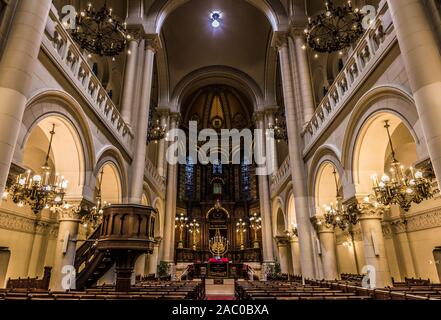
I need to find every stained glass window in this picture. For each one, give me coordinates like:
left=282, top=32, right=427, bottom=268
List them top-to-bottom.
left=185, top=157, right=195, bottom=198
left=241, top=160, right=251, bottom=200
left=213, top=161, right=223, bottom=175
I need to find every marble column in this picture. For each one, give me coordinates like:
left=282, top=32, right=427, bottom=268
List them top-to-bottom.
left=0, top=0, right=53, bottom=193
left=387, top=0, right=441, bottom=188
left=290, top=28, right=315, bottom=125
left=274, top=32, right=316, bottom=279
left=129, top=35, right=160, bottom=204
left=120, top=38, right=139, bottom=125
left=265, top=109, right=279, bottom=175
left=156, top=111, right=169, bottom=178
left=254, top=112, right=275, bottom=264
left=161, top=114, right=179, bottom=264
left=358, top=202, right=392, bottom=288
left=50, top=204, right=82, bottom=291
left=311, top=217, right=339, bottom=280
left=276, top=236, right=290, bottom=274
left=289, top=237, right=302, bottom=276
left=148, top=238, right=162, bottom=275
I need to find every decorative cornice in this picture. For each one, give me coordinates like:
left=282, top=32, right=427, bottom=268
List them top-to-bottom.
left=384, top=206, right=441, bottom=234
left=0, top=210, right=58, bottom=237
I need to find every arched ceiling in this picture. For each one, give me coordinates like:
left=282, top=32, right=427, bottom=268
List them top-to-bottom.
left=161, top=0, right=273, bottom=101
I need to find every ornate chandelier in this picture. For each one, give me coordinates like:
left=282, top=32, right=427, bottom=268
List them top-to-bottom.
left=304, top=0, right=365, bottom=53
left=71, top=2, right=130, bottom=57
left=268, top=108, right=288, bottom=142
left=147, top=110, right=167, bottom=144
left=371, top=121, right=433, bottom=211
left=3, top=125, right=68, bottom=214
left=323, top=168, right=358, bottom=230
left=81, top=169, right=108, bottom=234
left=249, top=213, right=262, bottom=249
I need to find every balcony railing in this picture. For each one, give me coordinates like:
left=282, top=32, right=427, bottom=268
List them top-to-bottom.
left=303, top=1, right=396, bottom=154
left=42, top=5, right=134, bottom=155
left=270, top=156, right=291, bottom=196
left=145, top=158, right=166, bottom=196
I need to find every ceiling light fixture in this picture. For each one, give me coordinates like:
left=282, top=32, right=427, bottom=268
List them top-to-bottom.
left=210, top=11, right=222, bottom=28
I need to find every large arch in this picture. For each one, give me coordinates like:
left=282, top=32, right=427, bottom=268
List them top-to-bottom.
left=147, top=0, right=289, bottom=34
left=170, top=66, right=265, bottom=112
left=342, top=85, right=425, bottom=190
left=18, top=90, right=96, bottom=199
left=308, top=145, right=346, bottom=215
left=95, top=146, right=129, bottom=202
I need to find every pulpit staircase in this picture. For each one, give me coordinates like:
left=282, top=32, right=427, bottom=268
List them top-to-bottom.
left=74, top=205, right=157, bottom=291
left=74, top=225, right=114, bottom=290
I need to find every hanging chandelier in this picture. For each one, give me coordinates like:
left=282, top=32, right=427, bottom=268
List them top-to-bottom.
left=304, top=1, right=365, bottom=53
left=71, top=2, right=130, bottom=57
left=268, top=108, right=288, bottom=142
left=147, top=110, right=167, bottom=144
left=370, top=121, right=433, bottom=212
left=3, top=124, right=68, bottom=214
left=323, top=168, right=358, bottom=231
left=81, top=169, right=109, bottom=233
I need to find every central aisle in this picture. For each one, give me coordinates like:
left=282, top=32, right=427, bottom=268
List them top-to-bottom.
left=205, top=279, right=235, bottom=300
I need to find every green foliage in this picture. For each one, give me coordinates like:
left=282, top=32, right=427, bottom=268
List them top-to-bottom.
left=158, top=261, right=170, bottom=277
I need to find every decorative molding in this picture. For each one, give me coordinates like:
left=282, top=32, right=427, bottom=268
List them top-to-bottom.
left=385, top=207, right=441, bottom=234
left=0, top=209, right=58, bottom=238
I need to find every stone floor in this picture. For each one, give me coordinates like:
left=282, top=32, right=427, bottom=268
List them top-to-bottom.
left=205, top=279, right=235, bottom=300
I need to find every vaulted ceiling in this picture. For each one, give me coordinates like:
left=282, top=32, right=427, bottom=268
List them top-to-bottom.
left=161, top=0, right=273, bottom=100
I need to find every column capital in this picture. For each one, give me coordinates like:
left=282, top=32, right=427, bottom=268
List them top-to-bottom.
left=126, top=25, right=145, bottom=42
left=289, top=25, right=306, bottom=38
left=271, top=31, right=289, bottom=50
left=144, top=34, right=162, bottom=52
left=264, top=106, right=279, bottom=115
left=156, top=108, right=170, bottom=118
left=252, top=111, right=265, bottom=124
left=169, top=112, right=181, bottom=125
left=357, top=201, right=389, bottom=221
left=53, top=203, right=83, bottom=222
left=310, top=216, right=335, bottom=233
left=275, top=235, right=290, bottom=246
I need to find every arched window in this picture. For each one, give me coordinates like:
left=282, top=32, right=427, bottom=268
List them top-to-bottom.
left=185, top=157, right=195, bottom=198
left=241, top=160, right=251, bottom=200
